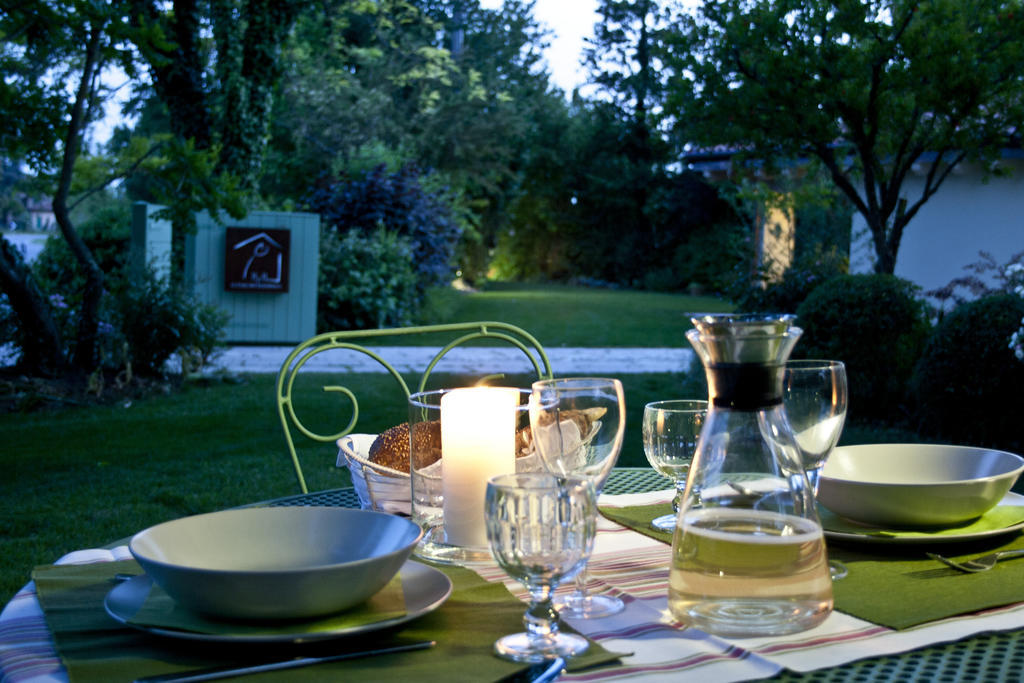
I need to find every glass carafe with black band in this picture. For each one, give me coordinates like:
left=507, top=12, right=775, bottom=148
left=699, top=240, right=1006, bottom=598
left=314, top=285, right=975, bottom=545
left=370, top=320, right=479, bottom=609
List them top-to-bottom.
left=668, top=313, right=833, bottom=637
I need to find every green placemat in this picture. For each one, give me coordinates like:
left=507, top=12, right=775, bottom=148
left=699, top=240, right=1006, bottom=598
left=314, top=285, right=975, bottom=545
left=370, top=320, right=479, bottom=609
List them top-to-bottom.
left=600, top=502, right=1024, bottom=630
left=600, top=503, right=674, bottom=545
left=34, top=559, right=625, bottom=682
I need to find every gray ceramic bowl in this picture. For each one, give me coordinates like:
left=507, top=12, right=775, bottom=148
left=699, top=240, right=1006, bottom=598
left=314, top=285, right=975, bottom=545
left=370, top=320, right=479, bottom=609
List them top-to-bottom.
left=817, top=444, right=1024, bottom=527
left=129, top=507, right=423, bottom=620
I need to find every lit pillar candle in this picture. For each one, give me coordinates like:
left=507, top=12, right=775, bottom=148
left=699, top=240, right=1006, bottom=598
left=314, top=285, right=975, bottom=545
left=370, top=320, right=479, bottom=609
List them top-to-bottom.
left=440, top=387, right=519, bottom=547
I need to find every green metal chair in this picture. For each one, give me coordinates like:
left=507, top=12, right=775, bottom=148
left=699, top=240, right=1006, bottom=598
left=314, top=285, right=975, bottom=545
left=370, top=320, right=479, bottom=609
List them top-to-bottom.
left=276, top=321, right=553, bottom=494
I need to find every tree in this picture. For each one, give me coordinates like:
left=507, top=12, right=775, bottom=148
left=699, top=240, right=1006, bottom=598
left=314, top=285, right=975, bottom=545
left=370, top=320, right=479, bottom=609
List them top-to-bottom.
left=1, top=0, right=299, bottom=377
left=127, top=0, right=305, bottom=196
left=262, top=0, right=564, bottom=281
left=262, top=0, right=468, bottom=199
left=581, top=0, right=675, bottom=278
left=585, top=0, right=672, bottom=162
left=665, top=0, right=1024, bottom=274
left=1, top=1, right=139, bottom=374
left=0, top=160, right=30, bottom=230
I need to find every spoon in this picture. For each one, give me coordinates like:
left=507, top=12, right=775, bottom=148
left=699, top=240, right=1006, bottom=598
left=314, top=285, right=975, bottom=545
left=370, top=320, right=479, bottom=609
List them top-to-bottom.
left=927, top=549, right=1024, bottom=573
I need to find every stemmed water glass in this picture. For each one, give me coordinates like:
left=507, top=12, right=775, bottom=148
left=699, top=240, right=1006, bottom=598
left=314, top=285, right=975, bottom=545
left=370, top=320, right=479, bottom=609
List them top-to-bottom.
left=783, top=359, right=848, bottom=579
left=529, top=377, right=626, bottom=619
left=642, top=400, right=707, bottom=531
left=485, top=473, right=597, bottom=663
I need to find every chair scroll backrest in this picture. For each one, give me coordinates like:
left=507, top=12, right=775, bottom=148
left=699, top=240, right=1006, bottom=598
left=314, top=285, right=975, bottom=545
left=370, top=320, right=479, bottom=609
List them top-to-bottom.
left=275, top=321, right=553, bottom=493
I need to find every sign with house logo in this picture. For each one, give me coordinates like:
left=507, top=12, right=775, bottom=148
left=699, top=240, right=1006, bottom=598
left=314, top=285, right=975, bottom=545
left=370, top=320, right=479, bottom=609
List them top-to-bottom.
left=224, top=227, right=291, bottom=293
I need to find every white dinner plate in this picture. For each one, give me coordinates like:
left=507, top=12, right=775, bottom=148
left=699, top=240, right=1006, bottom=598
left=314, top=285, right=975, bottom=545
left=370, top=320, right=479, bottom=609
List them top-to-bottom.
left=822, top=491, right=1024, bottom=545
left=104, top=560, right=451, bottom=643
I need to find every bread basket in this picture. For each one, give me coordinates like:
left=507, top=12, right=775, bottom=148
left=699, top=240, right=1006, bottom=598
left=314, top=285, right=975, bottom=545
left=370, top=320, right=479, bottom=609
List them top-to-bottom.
left=338, top=431, right=549, bottom=515
left=337, top=434, right=413, bottom=514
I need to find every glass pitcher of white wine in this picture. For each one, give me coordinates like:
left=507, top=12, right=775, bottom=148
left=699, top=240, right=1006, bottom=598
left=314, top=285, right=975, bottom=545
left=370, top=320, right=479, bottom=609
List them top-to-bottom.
left=669, top=313, right=833, bottom=637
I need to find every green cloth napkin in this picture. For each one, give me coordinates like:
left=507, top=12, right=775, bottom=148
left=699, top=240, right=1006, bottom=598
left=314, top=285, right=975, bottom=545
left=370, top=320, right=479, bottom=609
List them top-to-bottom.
left=600, top=502, right=1024, bottom=630
left=34, top=559, right=625, bottom=683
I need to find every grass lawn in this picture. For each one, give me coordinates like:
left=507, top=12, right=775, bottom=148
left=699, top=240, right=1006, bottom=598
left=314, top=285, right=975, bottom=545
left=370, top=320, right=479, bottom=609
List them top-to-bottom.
left=419, top=282, right=735, bottom=347
left=0, top=283, right=920, bottom=605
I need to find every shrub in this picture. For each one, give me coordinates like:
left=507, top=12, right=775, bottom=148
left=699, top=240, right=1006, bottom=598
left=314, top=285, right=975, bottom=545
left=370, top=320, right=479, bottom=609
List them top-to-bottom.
left=307, top=164, right=462, bottom=292
left=22, top=200, right=227, bottom=378
left=32, top=201, right=132, bottom=303
left=671, top=222, right=751, bottom=295
left=318, top=229, right=419, bottom=331
left=733, top=244, right=848, bottom=314
left=114, top=267, right=228, bottom=377
left=795, top=274, right=931, bottom=421
left=909, top=294, right=1024, bottom=452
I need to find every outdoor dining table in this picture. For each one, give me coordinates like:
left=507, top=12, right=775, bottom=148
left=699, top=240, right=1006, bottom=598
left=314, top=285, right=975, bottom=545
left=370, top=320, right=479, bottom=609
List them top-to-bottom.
left=4, top=467, right=1024, bottom=682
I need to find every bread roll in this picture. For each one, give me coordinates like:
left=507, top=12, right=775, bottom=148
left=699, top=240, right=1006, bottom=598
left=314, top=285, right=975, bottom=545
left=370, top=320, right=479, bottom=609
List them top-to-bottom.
left=369, top=420, right=536, bottom=473
left=368, top=421, right=442, bottom=473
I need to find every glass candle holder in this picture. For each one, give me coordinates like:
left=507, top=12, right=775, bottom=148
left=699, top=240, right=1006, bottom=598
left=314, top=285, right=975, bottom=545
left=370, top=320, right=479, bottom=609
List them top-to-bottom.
left=409, top=387, right=538, bottom=565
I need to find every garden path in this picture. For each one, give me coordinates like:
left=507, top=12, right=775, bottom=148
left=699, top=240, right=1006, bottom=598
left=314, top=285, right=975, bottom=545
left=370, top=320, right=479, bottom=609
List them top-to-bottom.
left=206, top=345, right=694, bottom=375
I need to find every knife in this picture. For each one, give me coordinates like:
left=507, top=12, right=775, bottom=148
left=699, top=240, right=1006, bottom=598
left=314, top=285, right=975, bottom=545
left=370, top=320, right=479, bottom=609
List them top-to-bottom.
left=133, top=640, right=436, bottom=682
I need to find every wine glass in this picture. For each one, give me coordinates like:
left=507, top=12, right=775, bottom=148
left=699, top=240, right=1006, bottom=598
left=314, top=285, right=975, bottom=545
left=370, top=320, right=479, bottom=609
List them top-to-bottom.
left=783, top=359, right=848, bottom=579
left=529, top=377, right=626, bottom=619
left=642, top=400, right=707, bottom=531
left=485, top=472, right=596, bottom=663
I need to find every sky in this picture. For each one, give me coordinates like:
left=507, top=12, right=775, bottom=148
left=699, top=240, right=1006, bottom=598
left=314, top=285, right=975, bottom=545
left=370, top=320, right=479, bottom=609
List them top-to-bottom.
left=481, top=0, right=599, bottom=93
left=486, top=0, right=702, bottom=93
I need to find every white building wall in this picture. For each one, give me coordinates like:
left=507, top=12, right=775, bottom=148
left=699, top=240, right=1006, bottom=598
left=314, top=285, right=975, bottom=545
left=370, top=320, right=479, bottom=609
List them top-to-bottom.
left=851, top=156, right=1024, bottom=305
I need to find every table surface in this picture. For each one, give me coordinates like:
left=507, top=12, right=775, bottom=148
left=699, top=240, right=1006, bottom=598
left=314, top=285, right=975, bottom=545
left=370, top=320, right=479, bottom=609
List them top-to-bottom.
left=255, top=467, right=1024, bottom=682
left=7, top=468, right=1024, bottom=682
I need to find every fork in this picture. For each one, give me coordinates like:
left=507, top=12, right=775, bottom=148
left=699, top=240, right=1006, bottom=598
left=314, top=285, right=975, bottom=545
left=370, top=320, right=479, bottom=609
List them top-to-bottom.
left=927, top=549, right=1024, bottom=573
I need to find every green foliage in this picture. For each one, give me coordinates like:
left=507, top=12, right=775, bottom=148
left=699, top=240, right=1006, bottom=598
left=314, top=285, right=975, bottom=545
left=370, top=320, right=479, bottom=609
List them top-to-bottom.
left=264, top=0, right=558, bottom=283
left=665, top=0, right=1024, bottom=274
left=1, top=1, right=257, bottom=377
left=534, top=99, right=743, bottom=289
left=112, top=134, right=248, bottom=237
left=311, top=164, right=461, bottom=284
left=711, top=166, right=852, bottom=311
left=792, top=180, right=854, bottom=264
left=23, top=199, right=226, bottom=376
left=25, top=201, right=131, bottom=368
left=32, top=201, right=132, bottom=297
left=666, top=221, right=751, bottom=295
left=318, top=229, right=420, bottom=331
left=733, top=245, right=848, bottom=314
left=113, top=268, right=229, bottom=377
left=795, top=274, right=931, bottom=420
left=910, top=294, right=1024, bottom=452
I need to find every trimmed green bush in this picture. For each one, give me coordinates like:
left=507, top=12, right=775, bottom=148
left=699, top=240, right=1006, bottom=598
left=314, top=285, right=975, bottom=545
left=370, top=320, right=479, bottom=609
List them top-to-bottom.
left=21, top=201, right=228, bottom=377
left=318, top=228, right=419, bottom=331
left=733, top=245, right=848, bottom=314
left=114, top=267, right=229, bottom=377
left=795, top=274, right=931, bottom=421
left=910, top=294, right=1024, bottom=451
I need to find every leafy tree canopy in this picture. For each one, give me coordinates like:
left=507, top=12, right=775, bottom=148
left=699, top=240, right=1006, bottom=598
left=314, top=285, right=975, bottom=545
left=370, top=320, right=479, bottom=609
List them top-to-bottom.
left=0, top=0, right=300, bottom=375
left=263, top=0, right=563, bottom=280
left=665, top=0, right=1024, bottom=274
